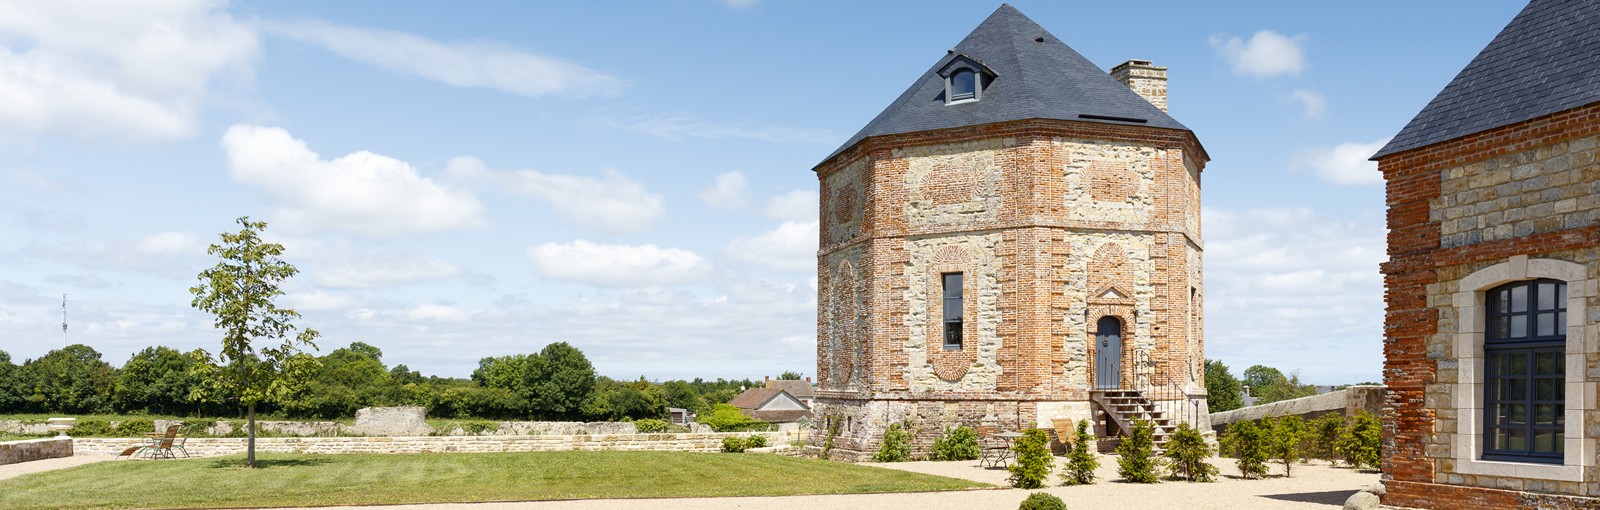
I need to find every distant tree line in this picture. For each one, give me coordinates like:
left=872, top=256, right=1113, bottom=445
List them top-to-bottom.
left=0, top=342, right=773, bottom=422
left=1204, top=359, right=1322, bottom=413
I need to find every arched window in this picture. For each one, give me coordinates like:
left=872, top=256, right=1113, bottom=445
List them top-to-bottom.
left=950, top=70, right=977, bottom=101
left=1483, top=278, right=1567, bottom=463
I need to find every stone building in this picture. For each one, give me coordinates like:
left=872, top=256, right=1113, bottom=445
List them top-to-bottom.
left=1372, top=1, right=1600, bottom=507
left=810, top=5, right=1209, bottom=460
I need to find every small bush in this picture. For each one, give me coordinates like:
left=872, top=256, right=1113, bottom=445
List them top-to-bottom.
left=699, top=404, right=770, bottom=432
left=1338, top=410, right=1381, bottom=470
left=1310, top=413, right=1346, bottom=464
left=820, top=415, right=843, bottom=460
left=1268, top=415, right=1307, bottom=477
left=113, top=418, right=155, bottom=437
left=182, top=418, right=218, bottom=436
left=67, top=419, right=112, bottom=437
left=634, top=419, right=671, bottom=433
left=1061, top=419, right=1099, bottom=486
left=1115, top=419, right=1161, bottom=483
left=1221, top=419, right=1269, bottom=479
left=873, top=422, right=914, bottom=462
left=1163, top=423, right=1217, bottom=482
left=930, top=425, right=980, bottom=461
left=1008, top=428, right=1053, bottom=489
left=721, top=435, right=767, bottom=453
left=1017, top=492, right=1067, bottom=510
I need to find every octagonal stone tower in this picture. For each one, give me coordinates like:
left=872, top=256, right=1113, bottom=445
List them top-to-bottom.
left=811, top=4, right=1209, bottom=460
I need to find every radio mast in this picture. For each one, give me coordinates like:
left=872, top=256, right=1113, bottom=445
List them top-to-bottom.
left=61, top=294, right=67, bottom=348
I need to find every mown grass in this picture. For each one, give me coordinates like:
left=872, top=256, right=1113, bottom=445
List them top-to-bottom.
left=0, top=435, right=47, bottom=442
left=0, top=451, right=987, bottom=509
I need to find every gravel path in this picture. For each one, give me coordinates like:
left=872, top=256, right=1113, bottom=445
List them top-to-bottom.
left=0, top=454, right=115, bottom=482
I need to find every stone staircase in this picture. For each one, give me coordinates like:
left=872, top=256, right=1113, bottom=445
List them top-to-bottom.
left=1090, top=390, right=1176, bottom=453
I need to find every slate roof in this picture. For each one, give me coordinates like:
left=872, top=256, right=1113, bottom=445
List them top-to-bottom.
left=1372, top=0, right=1600, bottom=159
left=821, top=4, right=1192, bottom=165
left=767, top=379, right=815, bottom=399
left=727, top=387, right=807, bottom=411
left=745, top=409, right=812, bottom=423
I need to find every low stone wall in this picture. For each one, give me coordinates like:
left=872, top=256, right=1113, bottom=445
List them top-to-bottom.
left=1209, top=385, right=1385, bottom=434
left=2, top=420, right=708, bottom=438
left=74, top=431, right=797, bottom=457
left=0, top=438, right=72, bottom=465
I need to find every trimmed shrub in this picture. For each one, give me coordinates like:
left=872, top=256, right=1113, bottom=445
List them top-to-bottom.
left=699, top=404, right=770, bottom=432
left=1338, top=410, right=1381, bottom=470
left=1310, top=413, right=1346, bottom=464
left=1268, top=415, right=1307, bottom=477
left=113, top=418, right=155, bottom=437
left=634, top=418, right=671, bottom=433
left=67, top=419, right=112, bottom=437
left=1060, top=419, right=1099, bottom=486
left=1115, top=419, right=1160, bottom=483
left=1221, top=419, right=1269, bottom=479
left=873, top=422, right=914, bottom=462
left=1163, top=423, right=1217, bottom=482
left=930, top=425, right=980, bottom=461
left=1008, top=428, right=1053, bottom=489
left=721, top=435, right=766, bottom=453
left=1018, top=492, right=1067, bottom=510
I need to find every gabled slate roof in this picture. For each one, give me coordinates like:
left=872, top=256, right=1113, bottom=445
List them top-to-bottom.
left=1372, top=0, right=1600, bottom=159
left=821, top=4, right=1191, bottom=164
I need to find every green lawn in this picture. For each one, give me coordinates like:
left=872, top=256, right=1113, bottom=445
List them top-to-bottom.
left=0, top=451, right=987, bottom=509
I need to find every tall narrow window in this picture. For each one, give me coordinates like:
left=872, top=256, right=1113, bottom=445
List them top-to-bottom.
left=950, top=70, right=976, bottom=101
left=942, top=273, right=963, bottom=349
left=1484, top=278, right=1567, bottom=463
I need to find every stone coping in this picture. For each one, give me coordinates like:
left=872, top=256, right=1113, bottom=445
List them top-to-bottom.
left=74, top=431, right=798, bottom=457
left=0, top=438, right=73, bottom=466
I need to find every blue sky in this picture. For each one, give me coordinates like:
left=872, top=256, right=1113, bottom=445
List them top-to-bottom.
left=0, top=1, right=1528, bottom=384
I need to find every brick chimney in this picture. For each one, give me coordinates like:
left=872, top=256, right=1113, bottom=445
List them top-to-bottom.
left=1110, top=59, right=1167, bottom=112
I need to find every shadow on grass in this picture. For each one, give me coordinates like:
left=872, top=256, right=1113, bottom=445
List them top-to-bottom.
left=206, top=457, right=334, bottom=469
left=1260, top=490, right=1356, bottom=505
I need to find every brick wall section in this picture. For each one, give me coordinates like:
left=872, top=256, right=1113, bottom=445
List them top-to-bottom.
left=1378, top=102, right=1600, bottom=507
left=812, top=117, right=1206, bottom=458
left=74, top=431, right=798, bottom=457
left=0, top=438, right=72, bottom=466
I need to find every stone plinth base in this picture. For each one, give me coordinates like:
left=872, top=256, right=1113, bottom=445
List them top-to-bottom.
left=1384, top=479, right=1600, bottom=510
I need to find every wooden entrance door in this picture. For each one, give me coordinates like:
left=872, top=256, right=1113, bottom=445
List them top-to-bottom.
left=1094, top=316, right=1122, bottom=390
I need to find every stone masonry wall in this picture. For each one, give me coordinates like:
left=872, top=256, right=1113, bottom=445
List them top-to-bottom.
left=1379, top=101, right=1600, bottom=509
left=812, top=117, right=1205, bottom=460
left=74, top=431, right=798, bottom=457
left=0, top=438, right=72, bottom=466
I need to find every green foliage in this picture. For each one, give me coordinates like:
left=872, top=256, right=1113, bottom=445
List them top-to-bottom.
left=189, top=217, right=320, bottom=467
left=475, top=342, right=597, bottom=420
left=19, top=345, right=114, bottom=414
left=113, top=346, right=204, bottom=416
left=0, top=351, right=21, bottom=413
left=1204, top=359, right=1243, bottom=412
left=1241, top=365, right=1317, bottom=405
left=777, top=371, right=804, bottom=380
left=584, top=376, right=667, bottom=421
left=660, top=380, right=707, bottom=415
left=698, top=404, right=769, bottom=432
left=1338, top=410, right=1381, bottom=470
left=1310, top=413, right=1346, bottom=464
left=821, top=414, right=842, bottom=460
left=1267, top=415, right=1308, bottom=477
left=114, top=418, right=156, bottom=437
left=182, top=418, right=218, bottom=435
left=67, top=419, right=112, bottom=437
left=634, top=419, right=671, bottom=433
left=1061, top=419, right=1099, bottom=485
left=1115, top=419, right=1161, bottom=483
left=1220, top=419, right=1269, bottom=479
left=457, top=420, right=499, bottom=436
left=873, top=422, right=914, bottom=462
left=1163, top=423, right=1217, bottom=482
left=929, top=425, right=980, bottom=461
left=1008, top=428, right=1053, bottom=489
left=721, top=435, right=766, bottom=453
left=1017, top=492, right=1067, bottom=510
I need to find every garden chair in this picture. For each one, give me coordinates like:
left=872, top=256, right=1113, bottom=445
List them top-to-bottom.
left=146, top=424, right=182, bottom=460
left=978, top=435, right=1012, bottom=468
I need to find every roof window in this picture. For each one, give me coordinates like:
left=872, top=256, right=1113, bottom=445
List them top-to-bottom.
left=938, top=54, right=995, bottom=105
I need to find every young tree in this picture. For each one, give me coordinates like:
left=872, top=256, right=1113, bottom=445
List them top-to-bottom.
left=190, top=217, right=320, bottom=468
left=1204, top=359, right=1243, bottom=412
left=1338, top=410, right=1382, bottom=470
left=1310, top=413, right=1346, bottom=464
left=1267, top=415, right=1308, bottom=477
left=1061, top=419, right=1100, bottom=485
left=1116, top=419, right=1161, bottom=483
left=1221, top=419, right=1270, bottom=479
left=1164, top=423, right=1218, bottom=482
left=1008, top=428, right=1053, bottom=488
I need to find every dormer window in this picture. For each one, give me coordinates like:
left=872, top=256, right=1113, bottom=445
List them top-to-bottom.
left=938, top=54, right=995, bottom=106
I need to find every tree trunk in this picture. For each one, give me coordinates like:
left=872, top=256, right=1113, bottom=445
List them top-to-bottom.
left=247, top=403, right=256, bottom=468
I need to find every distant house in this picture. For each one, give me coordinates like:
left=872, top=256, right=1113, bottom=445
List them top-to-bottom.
left=1372, top=1, right=1600, bottom=507
left=764, top=377, right=816, bottom=409
left=729, top=384, right=812, bottom=431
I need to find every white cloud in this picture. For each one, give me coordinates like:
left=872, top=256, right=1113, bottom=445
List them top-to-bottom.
left=0, top=1, right=256, bottom=141
left=265, top=20, right=621, bottom=98
left=1210, top=30, right=1307, bottom=78
left=1288, top=89, right=1326, bottom=120
left=588, top=113, right=837, bottom=144
left=221, top=124, right=486, bottom=238
left=1295, top=138, right=1389, bottom=186
left=448, top=156, right=663, bottom=234
left=700, top=171, right=749, bottom=209
left=763, top=190, right=817, bottom=221
left=1204, top=207, right=1385, bottom=383
left=724, top=220, right=818, bottom=272
left=33, top=231, right=206, bottom=277
left=135, top=231, right=204, bottom=256
left=527, top=240, right=712, bottom=288
left=311, top=250, right=463, bottom=289
left=282, top=289, right=362, bottom=312
left=405, top=304, right=471, bottom=322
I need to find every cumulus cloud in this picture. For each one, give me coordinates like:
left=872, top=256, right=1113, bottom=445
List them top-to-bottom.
left=0, top=1, right=256, bottom=141
left=265, top=20, right=621, bottom=98
left=1210, top=30, right=1307, bottom=78
left=1288, top=89, right=1326, bottom=120
left=587, top=113, right=837, bottom=144
left=221, top=124, right=486, bottom=238
left=1294, top=138, right=1389, bottom=186
left=448, top=156, right=664, bottom=234
left=700, top=171, right=748, bottom=209
left=763, top=189, right=817, bottom=220
left=1204, top=207, right=1385, bottom=383
left=724, top=221, right=818, bottom=272
left=33, top=231, right=206, bottom=277
left=527, top=240, right=712, bottom=288
left=310, top=250, right=463, bottom=289
left=282, top=289, right=362, bottom=312
left=405, top=304, right=471, bottom=322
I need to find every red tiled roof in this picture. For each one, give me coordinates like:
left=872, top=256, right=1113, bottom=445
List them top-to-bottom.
left=727, top=387, right=783, bottom=410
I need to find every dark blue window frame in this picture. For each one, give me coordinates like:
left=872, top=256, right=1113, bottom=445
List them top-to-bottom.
left=950, top=70, right=977, bottom=101
left=942, top=273, right=963, bottom=350
left=1483, top=278, right=1567, bottom=463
